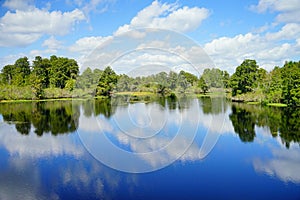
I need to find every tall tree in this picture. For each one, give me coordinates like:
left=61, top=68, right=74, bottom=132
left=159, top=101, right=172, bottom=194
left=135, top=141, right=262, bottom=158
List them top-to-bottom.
left=49, top=56, right=79, bottom=88
left=13, top=57, right=31, bottom=86
left=230, top=59, right=260, bottom=96
left=281, top=61, right=300, bottom=107
left=1, top=64, right=15, bottom=85
left=96, top=66, right=118, bottom=96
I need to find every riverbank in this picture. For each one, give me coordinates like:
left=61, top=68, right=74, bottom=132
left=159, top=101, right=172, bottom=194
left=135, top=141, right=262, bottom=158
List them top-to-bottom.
left=0, top=89, right=289, bottom=108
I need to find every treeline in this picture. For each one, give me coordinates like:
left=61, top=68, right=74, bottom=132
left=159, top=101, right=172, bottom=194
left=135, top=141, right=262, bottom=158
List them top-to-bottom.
left=0, top=55, right=299, bottom=106
left=0, top=56, right=79, bottom=99
left=230, top=59, right=300, bottom=107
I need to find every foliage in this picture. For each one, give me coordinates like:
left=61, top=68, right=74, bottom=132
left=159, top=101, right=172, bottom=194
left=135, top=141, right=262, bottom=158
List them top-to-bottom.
left=0, top=55, right=299, bottom=107
left=230, top=59, right=260, bottom=96
left=96, top=66, right=118, bottom=96
left=201, top=68, right=230, bottom=88
left=198, top=77, right=209, bottom=94
left=0, top=101, right=79, bottom=135
left=229, top=103, right=300, bottom=148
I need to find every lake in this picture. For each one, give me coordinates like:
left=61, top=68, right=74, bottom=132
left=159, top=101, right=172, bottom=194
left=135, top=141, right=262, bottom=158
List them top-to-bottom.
left=0, top=96, right=299, bottom=199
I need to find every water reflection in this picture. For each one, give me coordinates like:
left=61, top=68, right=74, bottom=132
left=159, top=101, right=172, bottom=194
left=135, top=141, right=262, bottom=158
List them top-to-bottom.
left=0, top=97, right=299, bottom=199
left=0, top=101, right=79, bottom=136
left=229, top=103, right=300, bottom=148
left=253, top=143, right=300, bottom=183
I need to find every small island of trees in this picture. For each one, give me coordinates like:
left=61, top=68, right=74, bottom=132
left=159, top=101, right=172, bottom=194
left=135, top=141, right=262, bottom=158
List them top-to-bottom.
left=0, top=55, right=299, bottom=107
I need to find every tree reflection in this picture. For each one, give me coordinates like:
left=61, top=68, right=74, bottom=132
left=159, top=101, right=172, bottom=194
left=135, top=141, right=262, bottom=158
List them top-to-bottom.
left=199, top=97, right=228, bottom=114
left=94, top=98, right=115, bottom=118
left=0, top=101, right=79, bottom=136
left=229, top=103, right=300, bottom=147
left=229, top=105, right=256, bottom=142
left=279, top=108, right=300, bottom=148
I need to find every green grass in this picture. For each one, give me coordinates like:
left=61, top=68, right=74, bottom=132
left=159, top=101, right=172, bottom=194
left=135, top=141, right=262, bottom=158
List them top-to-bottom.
left=114, top=91, right=155, bottom=96
left=196, top=92, right=226, bottom=98
left=0, top=97, right=92, bottom=104
left=246, top=101, right=260, bottom=105
left=267, top=103, right=287, bottom=107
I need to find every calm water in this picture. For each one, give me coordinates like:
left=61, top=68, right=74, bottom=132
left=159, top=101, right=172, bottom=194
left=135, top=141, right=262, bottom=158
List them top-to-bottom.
left=0, top=97, right=299, bottom=199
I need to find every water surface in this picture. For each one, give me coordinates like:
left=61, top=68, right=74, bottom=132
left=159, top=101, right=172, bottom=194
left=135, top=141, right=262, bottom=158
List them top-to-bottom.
left=0, top=97, right=299, bottom=199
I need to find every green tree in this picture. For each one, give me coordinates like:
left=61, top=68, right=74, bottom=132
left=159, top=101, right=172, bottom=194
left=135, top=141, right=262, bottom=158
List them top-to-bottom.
left=32, top=56, right=51, bottom=88
left=49, top=56, right=79, bottom=89
left=13, top=57, right=31, bottom=86
left=230, top=59, right=260, bottom=96
left=281, top=61, right=300, bottom=107
left=1, top=64, right=15, bottom=85
left=96, top=66, right=118, bottom=96
left=264, top=66, right=283, bottom=103
left=180, top=70, right=198, bottom=86
left=198, top=77, right=209, bottom=94
left=229, top=105, right=256, bottom=142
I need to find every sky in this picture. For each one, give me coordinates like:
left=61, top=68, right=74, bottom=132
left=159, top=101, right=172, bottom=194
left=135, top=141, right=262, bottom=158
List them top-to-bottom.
left=0, top=0, right=299, bottom=74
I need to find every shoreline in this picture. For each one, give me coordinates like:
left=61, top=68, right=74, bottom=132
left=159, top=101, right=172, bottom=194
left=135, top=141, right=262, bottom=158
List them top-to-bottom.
left=0, top=92, right=289, bottom=107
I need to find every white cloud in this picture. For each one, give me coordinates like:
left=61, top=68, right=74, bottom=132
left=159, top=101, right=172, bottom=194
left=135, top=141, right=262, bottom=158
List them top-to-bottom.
left=3, top=0, right=34, bottom=11
left=115, top=0, right=209, bottom=36
left=251, top=0, right=300, bottom=23
left=0, top=8, right=86, bottom=47
left=265, top=23, right=300, bottom=41
left=203, top=27, right=300, bottom=72
left=27, top=36, right=63, bottom=57
left=42, top=36, right=63, bottom=50
left=69, top=36, right=112, bottom=54
left=0, top=124, right=84, bottom=158
left=253, top=147, right=300, bottom=183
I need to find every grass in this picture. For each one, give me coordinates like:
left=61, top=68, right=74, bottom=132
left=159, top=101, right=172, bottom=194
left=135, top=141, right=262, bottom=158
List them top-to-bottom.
left=114, top=91, right=155, bottom=96
left=196, top=92, right=226, bottom=98
left=0, top=97, right=93, bottom=104
left=246, top=101, right=260, bottom=105
left=267, top=103, right=287, bottom=107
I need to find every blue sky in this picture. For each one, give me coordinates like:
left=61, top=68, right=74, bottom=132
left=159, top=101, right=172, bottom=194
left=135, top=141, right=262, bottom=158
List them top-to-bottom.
left=0, top=0, right=299, bottom=74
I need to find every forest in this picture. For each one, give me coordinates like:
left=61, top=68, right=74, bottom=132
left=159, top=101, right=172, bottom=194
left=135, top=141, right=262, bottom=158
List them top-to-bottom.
left=0, top=55, right=299, bottom=107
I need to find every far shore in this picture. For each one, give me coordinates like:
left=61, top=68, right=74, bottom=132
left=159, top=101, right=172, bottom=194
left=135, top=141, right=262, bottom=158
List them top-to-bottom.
left=0, top=91, right=288, bottom=107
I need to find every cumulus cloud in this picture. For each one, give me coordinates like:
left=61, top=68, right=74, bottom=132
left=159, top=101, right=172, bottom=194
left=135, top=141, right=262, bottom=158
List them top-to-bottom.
left=3, top=0, right=34, bottom=11
left=115, top=0, right=210, bottom=36
left=250, top=0, right=300, bottom=23
left=0, top=7, right=86, bottom=47
left=265, top=23, right=300, bottom=41
left=203, top=26, right=300, bottom=72
left=42, top=36, right=63, bottom=50
left=69, top=36, right=112, bottom=55
left=0, top=124, right=84, bottom=158
left=253, top=147, right=300, bottom=183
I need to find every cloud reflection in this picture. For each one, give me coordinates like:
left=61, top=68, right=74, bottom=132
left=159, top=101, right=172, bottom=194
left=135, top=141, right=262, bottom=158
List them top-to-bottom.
left=253, top=146, right=300, bottom=183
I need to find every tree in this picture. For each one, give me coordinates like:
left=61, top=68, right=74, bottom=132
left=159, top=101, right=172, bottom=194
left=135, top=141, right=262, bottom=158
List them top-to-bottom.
left=32, top=56, right=51, bottom=88
left=49, top=56, right=79, bottom=88
left=13, top=57, right=31, bottom=86
left=230, top=59, right=260, bottom=96
left=281, top=61, right=300, bottom=107
left=1, top=64, right=14, bottom=85
left=96, top=66, right=118, bottom=96
left=264, top=66, right=283, bottom=103
left=201, top=68, right=227, bottom=88
left=179, top=70, right=198, bottom=86
left=222, top=70, right=230, bottom=88
left=198, top=77, right=209, bottom=94
left=229, top=105, right=256, bottom=142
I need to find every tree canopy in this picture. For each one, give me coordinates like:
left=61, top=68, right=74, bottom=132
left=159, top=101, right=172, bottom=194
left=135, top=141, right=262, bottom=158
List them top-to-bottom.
left=0, top=55, right=299, bottom=107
